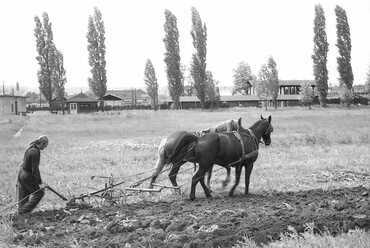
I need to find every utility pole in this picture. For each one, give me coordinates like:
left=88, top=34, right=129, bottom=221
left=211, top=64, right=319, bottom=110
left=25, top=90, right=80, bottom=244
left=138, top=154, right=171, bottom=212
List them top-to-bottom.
left=2, top=81, right=5, bottom=95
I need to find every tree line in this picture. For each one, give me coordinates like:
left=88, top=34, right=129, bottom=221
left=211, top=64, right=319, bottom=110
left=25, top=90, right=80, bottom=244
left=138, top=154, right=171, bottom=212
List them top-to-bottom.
left=32, top=4, right=369, bottom=111
left=232, top=4, right=359, bottom=109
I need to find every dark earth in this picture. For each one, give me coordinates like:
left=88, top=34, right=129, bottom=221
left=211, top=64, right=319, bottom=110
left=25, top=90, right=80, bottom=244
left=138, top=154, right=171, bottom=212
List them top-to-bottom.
left=11, top=186, right=370, bottom=248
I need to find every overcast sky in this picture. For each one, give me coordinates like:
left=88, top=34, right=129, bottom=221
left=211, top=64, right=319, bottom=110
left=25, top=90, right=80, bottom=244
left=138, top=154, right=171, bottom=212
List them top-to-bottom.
left=1, top=0, right=369, bottom=94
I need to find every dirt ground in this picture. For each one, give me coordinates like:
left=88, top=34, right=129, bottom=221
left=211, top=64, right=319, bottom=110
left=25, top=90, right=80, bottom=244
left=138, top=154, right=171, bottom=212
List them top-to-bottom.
left=11, top=185, right=369, bottom=248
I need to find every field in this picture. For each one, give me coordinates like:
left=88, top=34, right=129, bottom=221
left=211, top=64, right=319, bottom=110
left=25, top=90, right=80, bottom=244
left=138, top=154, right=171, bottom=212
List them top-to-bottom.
left=0, top=106, right=370, bottom=247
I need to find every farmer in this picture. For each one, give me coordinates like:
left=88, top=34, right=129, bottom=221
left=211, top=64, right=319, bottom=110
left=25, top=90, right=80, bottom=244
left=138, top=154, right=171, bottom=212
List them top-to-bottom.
left=17, top=135, right=48, bottom=214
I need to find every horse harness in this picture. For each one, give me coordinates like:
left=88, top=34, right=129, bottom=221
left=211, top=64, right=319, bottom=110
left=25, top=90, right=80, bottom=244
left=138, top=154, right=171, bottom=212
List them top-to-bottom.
left=227, top=129, right=259, bottom=168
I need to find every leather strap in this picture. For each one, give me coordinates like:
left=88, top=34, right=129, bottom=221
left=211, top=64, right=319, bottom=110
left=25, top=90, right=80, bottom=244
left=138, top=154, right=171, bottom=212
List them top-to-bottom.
left=232, top=131, right=245, bottom=160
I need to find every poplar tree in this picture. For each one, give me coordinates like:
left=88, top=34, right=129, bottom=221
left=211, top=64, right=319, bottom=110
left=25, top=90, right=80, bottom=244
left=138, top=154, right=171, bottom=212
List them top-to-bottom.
left=312, top=4, right=329, bottom=107
left=335, top=5, right=353, bottom=90
left=87, top=7, right=107, bottom=106
left=190, top=7, right=207, bottom=109
left=163, top=9, right=183, bottom=109
left=34, top=12, right=54, bottom=107
left=52, top=49, right=67, bottom=114
left=267, top=57, right=279, bottom=109
left=144, top=59, right=159, bottom=110
left=256, top=64, right=270, bottom=110
left=366, top=65, right=370, bottom=93
left=205, top=71, right=219, bottom=108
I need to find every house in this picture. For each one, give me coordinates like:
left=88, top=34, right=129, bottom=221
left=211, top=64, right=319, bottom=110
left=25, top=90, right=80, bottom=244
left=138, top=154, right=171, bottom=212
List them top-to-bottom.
left=166, top=80, right=316, bottom=109
left=327, top=85, right=369, bottom=105
left=100, top=89, right=151, bottom=109
left=66, top=92, right=98, bottom=114
left=0, top=95, right=27, bottom=115
left=50, top=97, right=68, bottom=112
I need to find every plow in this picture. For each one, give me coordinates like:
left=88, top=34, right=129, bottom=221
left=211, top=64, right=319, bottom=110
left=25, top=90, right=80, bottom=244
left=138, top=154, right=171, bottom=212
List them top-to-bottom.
left=1, top=148, right=258, bottom=214
left=0, top=165, right=186, bottom=216
left=57, top=166, right=183, bottom=206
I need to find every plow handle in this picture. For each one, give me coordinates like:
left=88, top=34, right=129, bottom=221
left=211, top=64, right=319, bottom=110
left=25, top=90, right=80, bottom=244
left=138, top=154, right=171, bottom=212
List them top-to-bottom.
left=45, top=185, right=68, bottom=201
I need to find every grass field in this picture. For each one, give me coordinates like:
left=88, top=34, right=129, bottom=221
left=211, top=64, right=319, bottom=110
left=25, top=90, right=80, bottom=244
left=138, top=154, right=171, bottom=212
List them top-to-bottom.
left=0, top=106, right=369, bottom=247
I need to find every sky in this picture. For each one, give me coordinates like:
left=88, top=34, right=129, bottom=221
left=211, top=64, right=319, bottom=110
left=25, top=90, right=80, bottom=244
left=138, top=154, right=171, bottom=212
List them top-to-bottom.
left=1, top=0, right=370, bottom=95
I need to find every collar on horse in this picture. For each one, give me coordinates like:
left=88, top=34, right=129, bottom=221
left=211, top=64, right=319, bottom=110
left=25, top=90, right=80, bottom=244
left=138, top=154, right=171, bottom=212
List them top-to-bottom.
left=248, top=128, right=265, bottom=145
left=227, top=130, right=259, bottom=168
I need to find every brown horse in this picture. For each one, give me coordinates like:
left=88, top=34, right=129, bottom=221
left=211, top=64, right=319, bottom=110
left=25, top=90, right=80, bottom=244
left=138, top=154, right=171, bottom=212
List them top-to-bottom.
left=169, top=115, right=273, bottom=200
left=149, top=119, right=241, bottom=189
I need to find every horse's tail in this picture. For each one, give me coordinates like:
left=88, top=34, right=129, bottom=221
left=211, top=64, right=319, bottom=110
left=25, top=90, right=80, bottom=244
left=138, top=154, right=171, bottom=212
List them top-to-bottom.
left=168, top=132, right=198, bottom=164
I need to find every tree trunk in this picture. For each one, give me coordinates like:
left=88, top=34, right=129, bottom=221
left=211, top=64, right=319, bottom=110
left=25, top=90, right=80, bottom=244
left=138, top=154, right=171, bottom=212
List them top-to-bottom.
left=319, top=95, right=327, bottom=107
left=62, top=100, right=65, bottom=115
left=100, top=100, right=105, bottom=112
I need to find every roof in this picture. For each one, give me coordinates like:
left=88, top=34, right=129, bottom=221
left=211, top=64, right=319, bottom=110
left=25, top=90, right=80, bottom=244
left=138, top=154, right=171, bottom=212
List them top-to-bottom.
left=250, top=80, right=315, bottom=87
left=277, top=80, right=315, bottom=86
left=104, top=89, right=148, bottom=100
left=67, top=93, right=98, bottom=103
left=0, top=94, right=27, bottom=98
left=164, top=94, right=304, bottom=103
left=277, top=94, right=302, bottom=100
left=220, top=95, right=259, bottom=101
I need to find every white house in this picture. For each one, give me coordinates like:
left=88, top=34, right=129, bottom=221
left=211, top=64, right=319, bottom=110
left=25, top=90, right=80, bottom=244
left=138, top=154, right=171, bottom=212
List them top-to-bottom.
left=0, top=95, right=27, bottom=115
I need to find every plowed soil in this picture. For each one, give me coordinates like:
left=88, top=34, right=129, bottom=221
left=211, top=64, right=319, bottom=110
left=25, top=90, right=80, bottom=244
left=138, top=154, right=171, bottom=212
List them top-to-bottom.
left=11, top=186, right=370, bottom=248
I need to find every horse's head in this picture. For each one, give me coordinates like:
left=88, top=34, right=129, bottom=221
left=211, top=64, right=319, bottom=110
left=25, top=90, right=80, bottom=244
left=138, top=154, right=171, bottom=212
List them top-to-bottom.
left=259, top=115, right=273, bottom=146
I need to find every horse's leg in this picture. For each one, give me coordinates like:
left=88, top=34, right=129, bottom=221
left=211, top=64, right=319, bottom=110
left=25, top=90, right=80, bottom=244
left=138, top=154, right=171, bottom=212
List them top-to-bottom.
left=149, top=141, right=166, bottom=188
left=168, top=161, right=185, bottom=187
left=244, top=162, right=254, bottom=195
left=206, top=164, right=213, bottom=190
left=190, top=165, right=208, bottom=201
left=229, top=165, right=242, bottom=197
left=222, top=167, right=231, bottom=188
left=200, top=168, right=212, bottom=198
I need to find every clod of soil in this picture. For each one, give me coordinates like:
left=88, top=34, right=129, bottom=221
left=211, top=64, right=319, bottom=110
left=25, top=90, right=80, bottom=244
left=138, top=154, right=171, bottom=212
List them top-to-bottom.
left=11, top=186, right=370, bottom=248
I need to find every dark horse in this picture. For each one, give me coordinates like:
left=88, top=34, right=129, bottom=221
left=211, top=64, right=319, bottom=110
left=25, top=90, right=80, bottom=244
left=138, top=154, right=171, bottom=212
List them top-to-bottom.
left=164, top=115, right=273, bottom=200
left=149, top=119, right=241, bottom=189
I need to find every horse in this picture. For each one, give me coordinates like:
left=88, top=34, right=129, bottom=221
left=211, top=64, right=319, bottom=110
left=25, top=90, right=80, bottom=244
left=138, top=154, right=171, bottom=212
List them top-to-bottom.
left=168, top=115, right=273, bottom=200
left=148, top=118, right=241, bottom=189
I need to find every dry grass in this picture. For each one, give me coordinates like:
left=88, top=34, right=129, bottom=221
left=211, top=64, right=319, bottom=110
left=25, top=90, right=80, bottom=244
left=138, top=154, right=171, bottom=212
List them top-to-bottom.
left=1, top=106, right=370, bottom=208
left=1, top=106, right=370, bottom=246
left=0, top=215, right=16, bottom=246
left=234, top=227, right=370, bottom=248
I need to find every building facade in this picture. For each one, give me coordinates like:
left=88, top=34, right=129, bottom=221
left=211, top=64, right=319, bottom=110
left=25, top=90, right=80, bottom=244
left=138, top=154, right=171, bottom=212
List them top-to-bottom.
left=100, top=89, right=151, bottom=109
left=67, top=93, right=98, bottom=114
left=0, top=95, right=27, bottom=115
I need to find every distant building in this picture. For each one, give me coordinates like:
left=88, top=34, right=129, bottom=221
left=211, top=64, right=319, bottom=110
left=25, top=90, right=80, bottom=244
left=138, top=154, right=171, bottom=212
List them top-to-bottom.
left=166, top=80, right=316, bottom=108
left=327, top=85, right=369, bottom=105
left=100, top=89, right=151, bottom=109
left=67, top=92, right=98, bottom=114
left=0, top=95, right=27, bottom=115
left=50, top=97, right=68, bottom=112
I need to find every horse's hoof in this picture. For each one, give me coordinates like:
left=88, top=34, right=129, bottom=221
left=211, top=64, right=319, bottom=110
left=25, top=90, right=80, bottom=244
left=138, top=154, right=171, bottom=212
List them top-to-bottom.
left=228, top=192, right=234, bottom=197
left=206, top=194, right=212, bottom=198
left=189, top=195, right=195, bottom=201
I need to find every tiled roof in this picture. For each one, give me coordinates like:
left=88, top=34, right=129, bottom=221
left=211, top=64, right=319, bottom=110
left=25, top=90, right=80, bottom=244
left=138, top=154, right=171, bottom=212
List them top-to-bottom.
left=277, top=80, right=315, bottom=86
left=105, top=89, right=148, bottom=100
left=67, top=93, right=98, bottom=103
left=0, top=94, right=27, bottom=98
left=220, top=95, right=259, bottom=101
